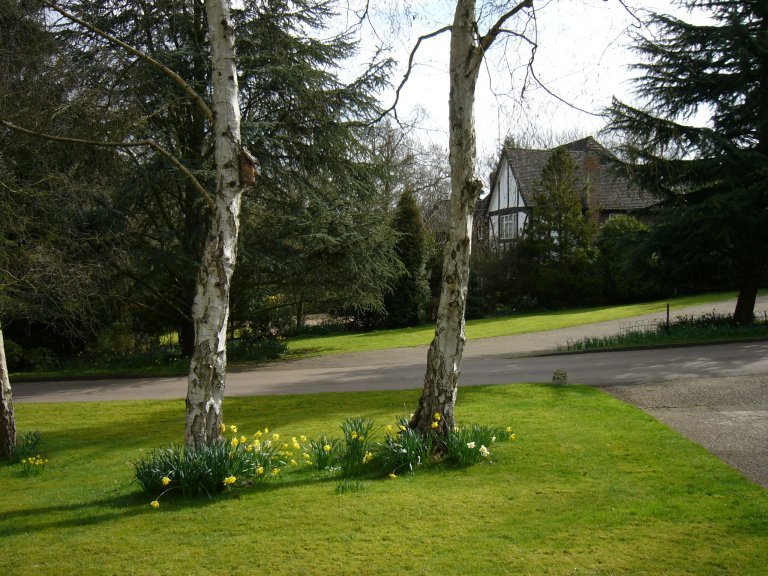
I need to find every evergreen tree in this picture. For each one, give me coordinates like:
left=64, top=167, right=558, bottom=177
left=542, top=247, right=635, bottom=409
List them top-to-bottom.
left=606, top=0, right=768, bottom=323
left=507, top=146, right=598, bottom=308
left=524, top=146, right=595, bottom=264
left=385, top=189, right=430, bottom=327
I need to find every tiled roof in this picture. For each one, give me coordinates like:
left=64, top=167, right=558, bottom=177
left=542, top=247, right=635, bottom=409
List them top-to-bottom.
left=497, top=136, right=656, bottom=212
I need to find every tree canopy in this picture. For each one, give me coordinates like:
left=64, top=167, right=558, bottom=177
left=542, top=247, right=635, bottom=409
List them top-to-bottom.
left=606, top=0, right=768, bottom=323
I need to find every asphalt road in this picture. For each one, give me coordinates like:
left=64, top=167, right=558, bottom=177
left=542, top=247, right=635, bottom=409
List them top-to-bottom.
left=12, top=295, right=768, bottom=487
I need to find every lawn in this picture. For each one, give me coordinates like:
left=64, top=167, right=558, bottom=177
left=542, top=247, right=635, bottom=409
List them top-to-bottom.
left=286, top=292, right=740, bottom=356
left=2, top=384, right=766, bottom=575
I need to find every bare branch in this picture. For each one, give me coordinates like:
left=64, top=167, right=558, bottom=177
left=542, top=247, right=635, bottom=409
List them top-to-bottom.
left=39, top=0, right=214, bottom=122
left=479, top=0, right=534, bottom=53
left=375, top=25, right=453, bottom=124
left=0, top=119, right=216, bottom=211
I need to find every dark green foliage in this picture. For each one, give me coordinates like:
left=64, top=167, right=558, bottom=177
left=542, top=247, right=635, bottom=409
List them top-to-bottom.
left=7, top=0, right=395, bottom=355
left=605, top=0, right=768, bottom=323
left=475, top=147, right=600, bottom=312
left=525, top=147, right=596, bottom=263
left=383, top=190, right=431, bottom=327
left=596, top=215, right=663, bottom=302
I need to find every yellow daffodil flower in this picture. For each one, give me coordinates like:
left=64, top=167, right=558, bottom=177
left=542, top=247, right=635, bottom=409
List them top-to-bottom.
left=433, top=412, right=441, bottom=421
left=431, top=421, right=439, bottom=429
left=229, top=425, right=238, bottom=434
left=231, top=437, right=239, bottom=448
left=323, top=444, right=332, bottom=453
left=388, top=473, right=397, bottom=479
left=161, top=476, right=171, bottom=487
left=223, top=476, right=237, bottom=486
left=150, top=500, right=160, bottom=509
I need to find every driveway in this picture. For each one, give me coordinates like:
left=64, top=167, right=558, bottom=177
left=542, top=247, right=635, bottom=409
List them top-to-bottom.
left=12, top=295, right=768, bottom=487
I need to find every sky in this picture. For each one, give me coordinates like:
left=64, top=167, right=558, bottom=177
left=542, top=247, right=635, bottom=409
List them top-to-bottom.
left=353, top=0, right=699, bottom=162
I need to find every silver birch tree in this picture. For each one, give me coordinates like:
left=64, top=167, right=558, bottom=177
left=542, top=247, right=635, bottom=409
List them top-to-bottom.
left=12, top=0, right=252, bottom=448
left=184, top=0, right=250, bottom=448
left=410, top=0, right=534, bottom=435
left=0, top=328, right=15, bottom=459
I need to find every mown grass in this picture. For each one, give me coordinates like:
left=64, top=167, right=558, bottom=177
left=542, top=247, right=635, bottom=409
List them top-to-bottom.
left=286, top=291, right=739, bottom=356
left=2, top=384, right=766, bottom=575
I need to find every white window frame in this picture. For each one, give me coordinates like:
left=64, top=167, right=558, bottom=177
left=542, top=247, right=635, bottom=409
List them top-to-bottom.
left=499, top=213, right=517, bottom=240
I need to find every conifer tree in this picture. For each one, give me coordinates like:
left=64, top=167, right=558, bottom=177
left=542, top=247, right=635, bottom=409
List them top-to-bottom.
left=606, top=0, right=768, bottom=323
left=385, top=189, right=430, bottom=327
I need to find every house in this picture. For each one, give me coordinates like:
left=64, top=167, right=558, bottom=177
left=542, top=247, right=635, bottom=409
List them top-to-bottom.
left=477, top=136, right=656, bottom=244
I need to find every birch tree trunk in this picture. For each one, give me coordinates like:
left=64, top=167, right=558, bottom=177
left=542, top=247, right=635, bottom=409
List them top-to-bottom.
left=185, top=0, right=245, bottom=449
left=410, top=0, right=532, bottom=435
left=410, top=0, right=483, bottom=435
left=0, top=327, right=16, bottom=459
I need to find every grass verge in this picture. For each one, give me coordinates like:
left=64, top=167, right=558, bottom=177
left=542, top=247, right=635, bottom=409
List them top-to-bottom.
left=286, top=291, right=740, bottom=356
left=2, top=384, right=766, bottom=575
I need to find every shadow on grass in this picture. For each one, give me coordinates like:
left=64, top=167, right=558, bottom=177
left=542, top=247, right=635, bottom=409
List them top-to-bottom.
left=0, top=470, right=375, bottom=538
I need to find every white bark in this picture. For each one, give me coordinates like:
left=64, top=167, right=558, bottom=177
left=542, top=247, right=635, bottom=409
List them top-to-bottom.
left=185, top=0, right=245, bottom=449
left=411, top=0, right=532, bottom=434
left=0, top=328, right=16, bottom=459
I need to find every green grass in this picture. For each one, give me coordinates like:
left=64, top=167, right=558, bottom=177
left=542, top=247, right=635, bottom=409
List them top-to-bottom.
left=286, top=291, right=739, bottom=356
left=2, top=384, right=766, bottom=575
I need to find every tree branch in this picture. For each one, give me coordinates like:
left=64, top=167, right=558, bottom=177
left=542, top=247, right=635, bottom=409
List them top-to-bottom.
left=40, top=0, right=214, bottom=122
left=479, top=0, right=534, bottom=53
left=375, top=25, right=453, bottom=123
left=0, top=119, right=215, bottom=212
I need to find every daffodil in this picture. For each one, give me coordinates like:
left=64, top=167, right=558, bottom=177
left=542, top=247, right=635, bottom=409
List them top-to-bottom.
left=433, top=412, right=441, bottom=421
left=431, top=421, right=439, bottom=429
left=219, top=423, right=226, bottom=433
left=386, top=424, right=394, bottom=433
left=398, top=424, right=407, bottom=432
left=229, top=425, right=238, bottom=434
left=506, top=426, right=513, bottom=433
left=264, top=427, right=269, bottom=433
left=254, top=431, right=263, bottom=439
left=350, top=431, right=358, bottom=440
left=272, top=433, right=280, bottom=441
left=510, top=434, right=517, bottom=441
left=300, top=435, right=307, bottom=442
left=231, top=437, right=239, bottom=448
left=467, top=441, right=476, bottom=449
left=323, top=444, right=332, bottom=453
left=479, top=445, right=490, bottom=458
left=363, top=451, right=373, bottom=464
left=303, top=452, right=310, bottom=460
left=257, top=467, right=265, bottom=475
left=271, top=468, right=280, bottom=476
left=388, top=473, right=397, bottom=479
left=161, top=476, right=171, bottom=487
left=223, top=476, right=237, bottom=486
left=150, top=500, right=160, bottom=509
